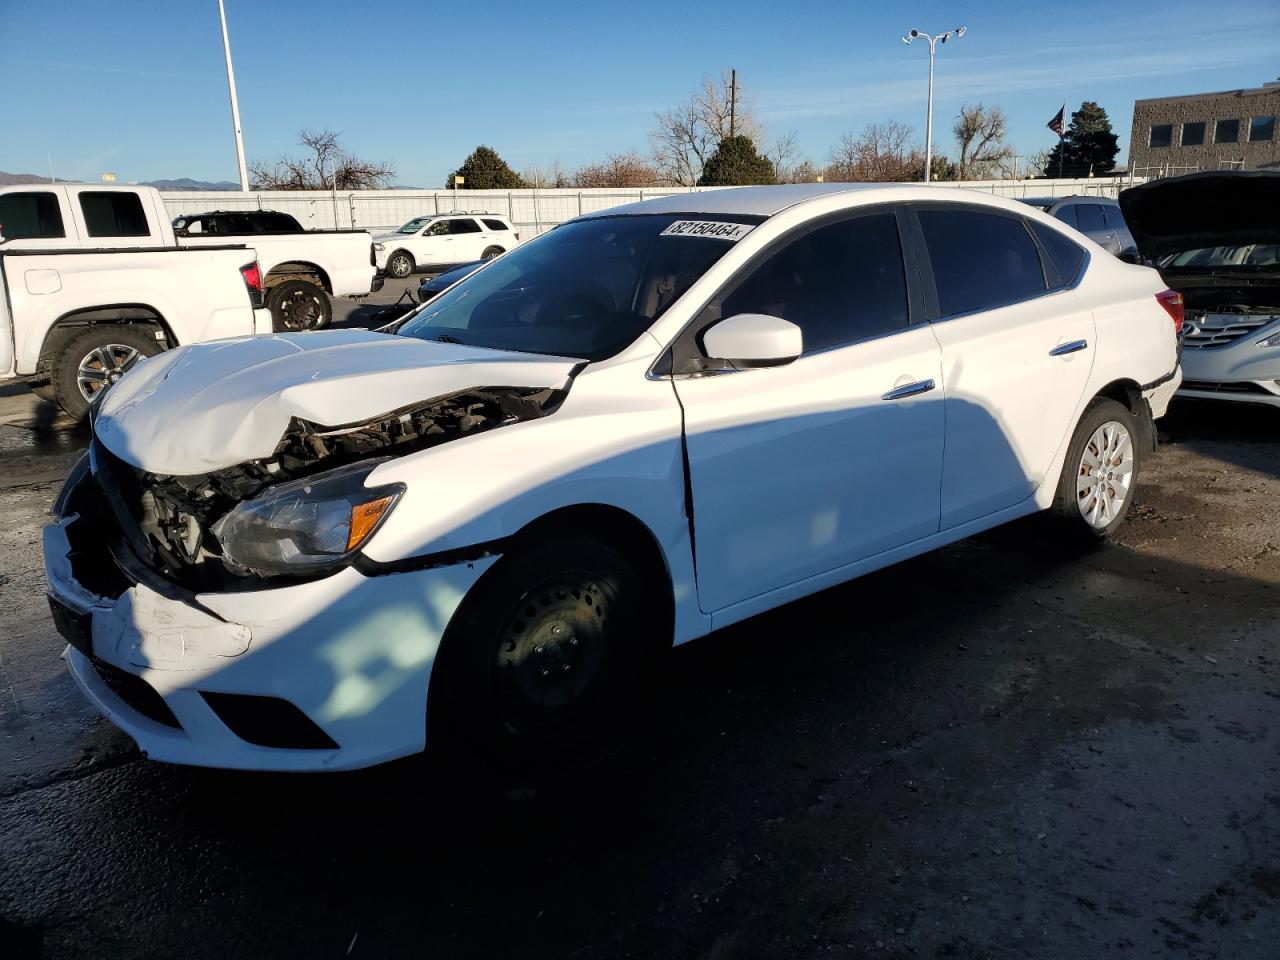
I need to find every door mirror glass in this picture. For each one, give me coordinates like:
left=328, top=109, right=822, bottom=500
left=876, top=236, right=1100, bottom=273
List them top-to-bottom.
left=701, top=313, right=802, bottom=368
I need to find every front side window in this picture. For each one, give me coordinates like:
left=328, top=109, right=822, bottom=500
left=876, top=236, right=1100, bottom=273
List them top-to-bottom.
left=1250, top=115, right=1275, bottom=142
left=1215, top=119, right=1240, bottom=144
left=1182, top=121, right=1206, bottom=146
left=1149, top=124, right=1173, bottom=148
left=0, top=191, right=65, bottom=239
left=79, top=192, right=149, bottom=237
left=1074, top=203, right=1107, bottom=233
left=917, top=208, right=1046, bottom=317
left=705, top=212, right=908, bottom=355
left=399, top=214, right=751, bottom=361
left=448, top=218, right=483, bottom=235
left=482, top=218, right=510, bottom=231
left=424, top=220, right=452, bottom=237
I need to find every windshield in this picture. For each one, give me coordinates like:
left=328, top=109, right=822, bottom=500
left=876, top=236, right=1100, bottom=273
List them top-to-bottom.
left=398, top=214, right=754, bottom=361
left=397, top=217, right=431, bottom=234
left=1161, top=244, right=1280, bottom=268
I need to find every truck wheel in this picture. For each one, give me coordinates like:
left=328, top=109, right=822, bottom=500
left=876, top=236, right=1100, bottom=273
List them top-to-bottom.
left=481, top=246, right=505, bottom=260
left=386, top=251, right=414, bottom=279
left=268, top=280, right=331, bottom=332
left=54, top=326, right=161, bottom=420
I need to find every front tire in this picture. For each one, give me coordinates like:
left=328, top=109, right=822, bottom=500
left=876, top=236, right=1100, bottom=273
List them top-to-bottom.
left=481, top=245, right=505, bottom=260
left=386, top=251, right=415, bottom=279
left=267, top=280, right=331, bottom=332
left=53, top=326, right=162, bottom=420
left=1051, top=397, right=1140, bottom=540
left=429, top=536, right=659, bottom=769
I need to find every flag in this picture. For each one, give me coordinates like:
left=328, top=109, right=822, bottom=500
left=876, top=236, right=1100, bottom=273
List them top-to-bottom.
left=1047, top=104, right=1066, bottom=138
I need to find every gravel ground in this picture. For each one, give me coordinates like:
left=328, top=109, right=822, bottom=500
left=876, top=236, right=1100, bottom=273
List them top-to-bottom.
left=0, top=348, right=1277, bottom=959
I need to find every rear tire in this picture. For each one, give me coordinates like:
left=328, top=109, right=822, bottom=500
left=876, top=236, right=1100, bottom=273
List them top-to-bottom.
left=481, top=245, right=504, bottom=260
left=386, top=251, right=415, bottom=279
left=267, top=280, right=331, bottom=332
left=53, top=326, right=162, bottom=421
left=1050, top=397, right=1140, bottom=540
left=428, top=535, right=660, bottom=771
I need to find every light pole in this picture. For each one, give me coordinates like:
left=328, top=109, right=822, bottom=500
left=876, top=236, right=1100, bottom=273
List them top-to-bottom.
left=217, top=0, right=250, bottom=191
left=901, top=25, right=966, bottom=183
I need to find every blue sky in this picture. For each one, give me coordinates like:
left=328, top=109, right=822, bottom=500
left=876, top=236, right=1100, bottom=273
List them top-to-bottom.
left=1, top=0, right=1276, bottom=185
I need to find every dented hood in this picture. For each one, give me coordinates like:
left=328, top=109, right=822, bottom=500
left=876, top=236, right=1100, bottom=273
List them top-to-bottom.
left=94, top=330, right=580, bottom=475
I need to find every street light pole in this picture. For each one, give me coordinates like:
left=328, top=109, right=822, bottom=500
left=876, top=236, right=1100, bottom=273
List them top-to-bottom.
left=217, top=0, right=250, bottom=191
left=902, top=26, right=966, bottom=183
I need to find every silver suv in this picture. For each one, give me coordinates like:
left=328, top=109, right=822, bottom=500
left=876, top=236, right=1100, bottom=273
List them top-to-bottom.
left=1020, top=196, right=1137, bottom=260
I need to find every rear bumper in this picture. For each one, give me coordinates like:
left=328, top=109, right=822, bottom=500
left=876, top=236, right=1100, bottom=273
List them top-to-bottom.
left=370, top=273, right=385, bottom=293
left=1144, top=367, right=1182, bottom=420
left=44, top=503, right=495, bottom=772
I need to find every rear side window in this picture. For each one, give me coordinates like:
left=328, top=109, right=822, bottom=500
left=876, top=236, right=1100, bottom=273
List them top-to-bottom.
left=0, top=191, right=65, bottom=239
left=79, top=192, right=150, bottom=237
left=1074, top=203, right=1107, bottom=233
left=1052, top=205, right=1078, bottom=229
left=1099, top=205, right=1125, bottom=231
left=917, top=208, right=1046, bottom=317
left=256, top=212, right=301, bottom=232
left=714, top=212, right=908, bottom=353
left=447, top=218, right=483, bottom=235
left=481, top=218, right=510, bottom=231
left=1029, top=221, right=1086, bottom=287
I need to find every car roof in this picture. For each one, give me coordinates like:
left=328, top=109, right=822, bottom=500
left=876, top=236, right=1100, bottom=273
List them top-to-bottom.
left=591, top=183, right=914, bottom=219
left=1021, top=195, right=1118, bottom=206
left=180, top=210, right=295, bottom=218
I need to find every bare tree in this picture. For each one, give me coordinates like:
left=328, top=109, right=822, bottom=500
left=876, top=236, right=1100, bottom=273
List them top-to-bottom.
left=649, top=70, right=762, bottom=186
left=953, top=104, right=1016, bottom=181
left=825, top=121, right=922, bottom=182
left=250, top=129, right=394, bottom=190
left=765, top=130, right=802, bottom=183
left=572, top=152, right=660, bottom=188
left=522, top=159, right=571, bottom=188
left=787, top=159, right=823, bottom=183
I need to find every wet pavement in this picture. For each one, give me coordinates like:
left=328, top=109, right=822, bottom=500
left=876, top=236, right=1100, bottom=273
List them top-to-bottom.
left=1, top=366, right=1278, bottom=958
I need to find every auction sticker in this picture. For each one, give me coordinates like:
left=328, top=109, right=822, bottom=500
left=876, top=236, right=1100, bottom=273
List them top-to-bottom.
left=660, top=220, right=756, bottom=241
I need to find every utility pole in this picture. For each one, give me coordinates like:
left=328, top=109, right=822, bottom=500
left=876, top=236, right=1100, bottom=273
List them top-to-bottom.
left=217, top=0, right=250, bottom=191
left=901, top=26, right=967, bottom=183
left=729, top=68, right=736, bottom=139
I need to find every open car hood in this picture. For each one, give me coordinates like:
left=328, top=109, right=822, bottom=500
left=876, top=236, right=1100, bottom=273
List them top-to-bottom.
left=1118, top=171, right=1280, bottom=262
left=94, top=330, right=580, bottom=475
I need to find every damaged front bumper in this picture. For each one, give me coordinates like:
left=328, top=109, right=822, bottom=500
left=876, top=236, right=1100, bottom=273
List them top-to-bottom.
left=44, top=479, right=496, bottom=772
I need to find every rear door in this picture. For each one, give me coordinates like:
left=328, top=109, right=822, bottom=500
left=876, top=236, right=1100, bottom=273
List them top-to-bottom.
left=67, top=190, right=164, bottom=248
left=913, top=204, right=1095, bottom=528
left=447, top=217, right=486, bottom=260
left=0, top=259, right=13, bottom=375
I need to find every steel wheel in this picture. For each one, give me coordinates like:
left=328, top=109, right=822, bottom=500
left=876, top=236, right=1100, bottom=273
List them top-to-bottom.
left=76, top=344, right=142, bottom=403
left=1075, top=419, right=1134, bottom=529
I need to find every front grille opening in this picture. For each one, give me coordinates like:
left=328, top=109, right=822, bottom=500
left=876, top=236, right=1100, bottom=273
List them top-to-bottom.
left=1180, top=379, right=1274, bottom=395
left=91, top=658, right=181, bottom=728
left=200, top=692, right=338, bottom=750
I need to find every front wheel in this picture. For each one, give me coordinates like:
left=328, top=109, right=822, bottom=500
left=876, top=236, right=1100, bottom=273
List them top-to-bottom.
left=481, top=245, right=505, bottom=260
left=386, top=251, right=414, bottom=279
left=268, top=280, right=331, bottom=332
left=53, top=326, right=162, bottom=420
left=1051, top=397, right=1140, bottom=540
left=429, top=536, right=660, bottom=769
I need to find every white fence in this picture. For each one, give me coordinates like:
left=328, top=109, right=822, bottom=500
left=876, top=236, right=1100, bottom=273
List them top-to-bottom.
left=159, top=177, right=1138, bottom=238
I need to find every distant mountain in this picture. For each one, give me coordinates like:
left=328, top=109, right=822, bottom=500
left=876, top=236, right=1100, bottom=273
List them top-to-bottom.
left=0, top=171, right=241, bottom=191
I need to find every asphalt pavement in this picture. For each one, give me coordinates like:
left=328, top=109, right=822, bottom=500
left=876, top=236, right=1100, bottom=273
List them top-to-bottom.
left=1, top=316, right=1278, bottom=959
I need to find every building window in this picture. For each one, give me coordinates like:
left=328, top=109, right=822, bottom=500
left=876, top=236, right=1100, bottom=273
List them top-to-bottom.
left=1250, top=115, right=1275, bottom=142
left=1214, top=118, right=1240, bottom=144
left=1181, top=122, right=1206, bottom=146
left=1149, top=124, right=1173, bottom=148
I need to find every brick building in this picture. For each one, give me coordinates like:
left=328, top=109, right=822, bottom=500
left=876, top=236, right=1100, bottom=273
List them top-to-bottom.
left=1128, top=79, right=1280, bottom=176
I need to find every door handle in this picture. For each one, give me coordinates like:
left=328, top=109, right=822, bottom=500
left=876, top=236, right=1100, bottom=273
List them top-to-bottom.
left=1049, top=339, right=1088, bottom=357
left=881, top=379, right=936, bottom=401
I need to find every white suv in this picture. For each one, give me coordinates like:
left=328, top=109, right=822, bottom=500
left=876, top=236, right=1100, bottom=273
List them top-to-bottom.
left=45, top=184, right=1182, bottom=773
left=374, top=213, right=519, bottom=278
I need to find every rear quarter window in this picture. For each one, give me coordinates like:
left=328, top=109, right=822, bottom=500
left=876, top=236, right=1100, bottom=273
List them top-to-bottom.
left=0, top=191, right=65, bottom=239
left=79, top=192, right=150, bottom=238
left=917, top=208, right=1047, bottom=317
left=482, top=218, right=510, bottom=231
left=1028, top=221, right=1086, bottom=288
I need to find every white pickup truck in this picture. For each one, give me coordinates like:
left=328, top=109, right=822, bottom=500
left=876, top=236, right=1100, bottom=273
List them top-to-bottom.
left=0, top=184, right=275, bottom=418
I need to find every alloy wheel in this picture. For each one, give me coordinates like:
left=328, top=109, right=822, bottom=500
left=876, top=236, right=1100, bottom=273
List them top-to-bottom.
left=76, top=344, right=143, bottom=403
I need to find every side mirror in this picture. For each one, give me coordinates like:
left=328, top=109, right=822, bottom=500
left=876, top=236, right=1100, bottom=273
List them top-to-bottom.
left=701, top=313, right=802, bottom=369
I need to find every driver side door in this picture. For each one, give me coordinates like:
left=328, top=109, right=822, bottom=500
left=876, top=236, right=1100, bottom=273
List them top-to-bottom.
left=671, top=209, right=945, bottom=616
left=414, top=219, right=454, bottom=267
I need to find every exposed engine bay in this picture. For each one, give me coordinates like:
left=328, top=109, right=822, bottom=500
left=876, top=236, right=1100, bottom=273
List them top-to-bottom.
left=90, top=385, right=565, bottom=590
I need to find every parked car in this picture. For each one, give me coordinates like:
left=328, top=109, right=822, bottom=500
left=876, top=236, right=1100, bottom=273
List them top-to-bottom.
left=1120, top=171, right=1280, bottom=408
left=45, top=184, right=1181, bottom=772
left=0, top=185, right=269, bottom=418
left=1020, top=195, right=1137, bottom=259
left=172, top=210, right=304, bottom=236
left=374, top=213, right=519, bottom=278
left=418, top=259, right=485, bottom=303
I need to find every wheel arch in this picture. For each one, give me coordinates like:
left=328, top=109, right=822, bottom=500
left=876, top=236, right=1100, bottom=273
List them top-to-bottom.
left=387, top=248, right=415, bottom=271
left=265, top=261, right=332, bottom=294
left=38, top=304, right=174, bottom=377
left=1092, top=377, right=1155, bottom=450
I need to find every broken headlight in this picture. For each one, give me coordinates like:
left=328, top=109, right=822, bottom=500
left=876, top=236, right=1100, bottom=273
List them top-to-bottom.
left=211, top=460, right=403, bottom=577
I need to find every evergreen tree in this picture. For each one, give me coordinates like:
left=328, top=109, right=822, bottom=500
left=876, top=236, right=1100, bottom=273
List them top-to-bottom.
left=1045, top=102, right=1120, bottom=177
left=697, top=136, right=776, bottom=186
left=446, top=146, right=525, bottom=189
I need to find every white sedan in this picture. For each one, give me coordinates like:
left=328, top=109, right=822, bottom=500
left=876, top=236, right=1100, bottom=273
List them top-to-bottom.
left=44, top=184, right=1182, bottom=772
left=373, top=213, right=519, bottom=278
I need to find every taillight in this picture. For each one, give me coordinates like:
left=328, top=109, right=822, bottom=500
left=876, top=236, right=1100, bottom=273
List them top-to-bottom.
left=514, top=231, right=521, bottom=241
left=240, top=261, right=264, bottom=308
left=1155, top=289, right=1184, bottom=334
